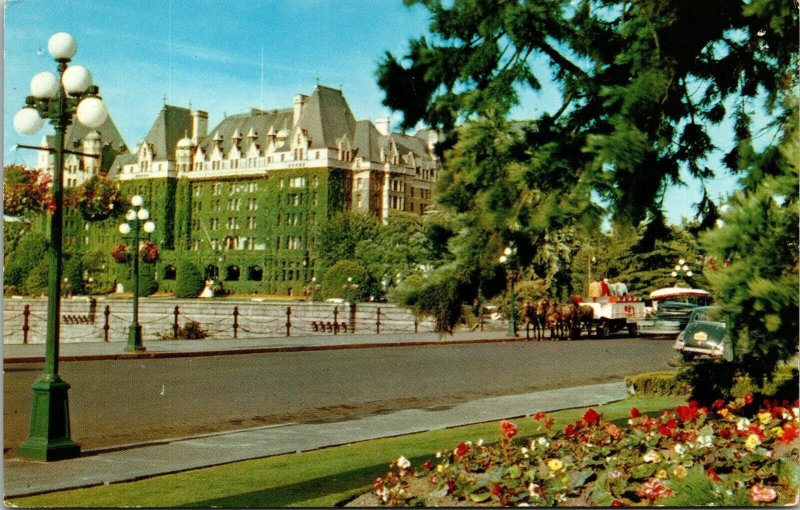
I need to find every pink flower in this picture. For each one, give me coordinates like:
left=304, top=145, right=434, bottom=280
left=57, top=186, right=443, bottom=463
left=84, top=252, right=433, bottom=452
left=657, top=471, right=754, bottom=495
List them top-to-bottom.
left=636, top=479, right=674, bottom=501
left=750, top=484, right=777, bottom=503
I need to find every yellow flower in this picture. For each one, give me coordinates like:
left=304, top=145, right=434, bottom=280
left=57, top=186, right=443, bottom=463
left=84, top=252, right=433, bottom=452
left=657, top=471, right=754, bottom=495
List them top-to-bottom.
left=718, top=408, right=729, bottom=418
left=758, top=412, right=772, bottom=425
left=771, top=426, right=785, bottom=438
left=745, top=433, right=761, bottom=451
left=548, top=459, right=564, bottom=472
left=437, top=464, right=445, bottom=473
left=673, top=465, right=687, bottom=478
left=656, top=469, right=668, bottom=479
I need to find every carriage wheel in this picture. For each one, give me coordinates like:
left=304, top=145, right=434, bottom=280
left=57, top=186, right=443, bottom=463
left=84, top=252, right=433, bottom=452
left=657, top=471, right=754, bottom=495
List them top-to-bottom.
left=596, top=321, right=610, bottom=339
left=571, top=327, right=581, bottom=340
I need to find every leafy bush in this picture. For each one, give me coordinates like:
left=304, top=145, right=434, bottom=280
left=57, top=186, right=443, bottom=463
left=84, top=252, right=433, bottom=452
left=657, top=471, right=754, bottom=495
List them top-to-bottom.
left=4, top=232, right=48, bottom=290
left=23, top=258, right=49, bottom=296
left=174, top=260, right=204, bottom=298
left=320, top=260, right=371, bottom=301
left=156, top=320, right=209, bottom=340
left=625, top=372, right=691, bottom=397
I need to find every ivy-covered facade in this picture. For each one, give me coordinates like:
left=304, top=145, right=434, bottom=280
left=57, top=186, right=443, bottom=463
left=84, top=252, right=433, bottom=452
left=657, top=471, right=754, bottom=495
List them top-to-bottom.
left=39, top=85, right=441, bottom=295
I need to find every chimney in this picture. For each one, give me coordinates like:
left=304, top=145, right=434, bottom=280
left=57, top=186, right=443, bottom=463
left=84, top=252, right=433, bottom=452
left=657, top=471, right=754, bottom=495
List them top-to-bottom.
left=293, top=94, right=308, bottom=125
left=191, top=110, right=208, bottom=145
left=375, top=117, right=391, bottom=136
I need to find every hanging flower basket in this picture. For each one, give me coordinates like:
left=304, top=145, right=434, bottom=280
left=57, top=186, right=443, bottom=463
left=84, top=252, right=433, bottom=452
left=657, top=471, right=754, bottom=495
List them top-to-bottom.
left=2, top=165, right=50, bottom=217
left=74, top=175, right=122, bottom=222
left=140, top=241, right=159, bottom=263
left=111, top=243, right=130, bottom=263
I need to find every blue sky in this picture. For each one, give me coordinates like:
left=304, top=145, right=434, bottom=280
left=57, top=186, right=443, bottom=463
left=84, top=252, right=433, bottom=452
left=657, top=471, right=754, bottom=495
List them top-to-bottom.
left=4, top=0, right=745, bottom=225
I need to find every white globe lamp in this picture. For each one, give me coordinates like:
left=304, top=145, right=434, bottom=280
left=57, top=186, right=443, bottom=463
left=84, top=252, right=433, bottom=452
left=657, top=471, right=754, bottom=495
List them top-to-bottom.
left=48, top=32, right=77, bottom=61
left=62, top=65, right=92, bottom=95
left=31, top=71, right=60, bottom=98
left=76, top=97, right=107, bottom=128
left=13, top=108, right=44, bottom=135
left=131, top=195, right=144, bottom=207
left=137, top=208, right=149, bottom=221
left=125, top=210, right=136, bottom=221
left=143, top=221, right=156, bottom=234
left=119, top=223, right=131, bottom=235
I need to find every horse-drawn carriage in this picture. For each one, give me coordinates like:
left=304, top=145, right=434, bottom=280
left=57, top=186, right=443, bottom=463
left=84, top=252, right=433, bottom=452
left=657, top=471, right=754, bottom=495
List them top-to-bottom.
left=521, top=297, right=645, bottom=340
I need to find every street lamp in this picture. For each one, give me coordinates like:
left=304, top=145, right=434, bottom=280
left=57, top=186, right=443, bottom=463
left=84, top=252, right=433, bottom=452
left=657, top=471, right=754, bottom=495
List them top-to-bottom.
left=13, top=32, right=108, bottom=462
left=118, top=195, right=156, bottom=352
left=499, top=245, right=518, bottom=337
left=671, top=258, right=693, bottom=285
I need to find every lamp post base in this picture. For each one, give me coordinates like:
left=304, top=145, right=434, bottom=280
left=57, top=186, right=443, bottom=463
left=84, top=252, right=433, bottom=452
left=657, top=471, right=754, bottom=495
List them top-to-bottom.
left=125, top=324, right=145, bottom=352
left=19, top=375, right=81, bottom=462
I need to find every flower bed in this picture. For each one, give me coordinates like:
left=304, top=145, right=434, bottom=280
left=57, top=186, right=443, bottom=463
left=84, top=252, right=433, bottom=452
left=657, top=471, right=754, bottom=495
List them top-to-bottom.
left=365, top=395, right=799, bottom=506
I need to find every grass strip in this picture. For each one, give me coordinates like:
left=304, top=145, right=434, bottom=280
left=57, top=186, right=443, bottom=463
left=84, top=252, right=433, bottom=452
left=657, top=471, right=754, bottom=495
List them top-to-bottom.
left=7, top=395, right=683, bottom=508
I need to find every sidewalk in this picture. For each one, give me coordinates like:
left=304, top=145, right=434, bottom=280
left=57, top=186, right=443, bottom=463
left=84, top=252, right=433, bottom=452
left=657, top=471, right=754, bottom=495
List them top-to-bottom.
left=3, top=329, right=518, bottom=362
left=3, top=381, right=628, bottom=498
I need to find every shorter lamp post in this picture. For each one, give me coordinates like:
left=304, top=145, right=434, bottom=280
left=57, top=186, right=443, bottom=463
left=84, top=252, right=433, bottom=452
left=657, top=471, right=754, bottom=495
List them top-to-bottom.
left=118, top=195, right=155, bottom=352
left=499, top=245, right=518, bottom=337
left=671, top=258, right=693, bottom=285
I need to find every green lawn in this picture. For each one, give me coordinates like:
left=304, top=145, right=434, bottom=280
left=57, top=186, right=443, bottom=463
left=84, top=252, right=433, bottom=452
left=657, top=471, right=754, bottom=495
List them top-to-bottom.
left=8, top=395, right=684, bottom=508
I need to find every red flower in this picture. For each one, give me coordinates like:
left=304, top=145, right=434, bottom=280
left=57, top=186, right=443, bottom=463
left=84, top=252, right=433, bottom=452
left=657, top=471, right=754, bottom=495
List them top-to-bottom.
left=744, top=393, right=754, bottom=405
left=711, top=399, right=726, bottom=410
left=688, top=400, right=699, bottom=409
left=675, top=405, right=699, bottom=422
left=630, top=407, right=641, bottom=418
left=583, top=408, right=602, bottom=426
left=532, top=412, right=546, bottom=420
left=501, top=420, right=518, bottom=439
left=781, top=422, right=799, bottom=444
left=564, top=424, right=577, bottom=437
left=658, top=424, right=674, bottom=438
left=719, top=427, right=732, bottom=440
left=455, top=442, right=470, bottom=457
left=422, top=460, right=433, bottom=470
left=706, top=468, right=721, bottom=482
left=447, top=479, right=456, bottom=494
left=636, top=479, right=674, bottom=501
left=491, top=483, right=503, bottom=497
left=611, top=500, right=625, bottom=507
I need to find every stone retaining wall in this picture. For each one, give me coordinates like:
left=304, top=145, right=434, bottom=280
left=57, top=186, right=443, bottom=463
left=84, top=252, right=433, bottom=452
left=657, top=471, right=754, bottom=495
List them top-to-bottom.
left=2, top=297, right=435, bottom=345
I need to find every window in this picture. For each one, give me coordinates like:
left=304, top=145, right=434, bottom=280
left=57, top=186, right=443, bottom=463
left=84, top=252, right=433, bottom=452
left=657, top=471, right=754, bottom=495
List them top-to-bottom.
left=289, top=176, right=306, bottom=188
left=213, top=183, right=222, bottom=195
left=248, top=198, right=257, bottom=211
left=248, top=217, right=256, bottom=229
left=163, top=265, right=177, bottom=280
left=225, top=265, right=240, bottom=281
left=247, top=266, right=263, bottom=281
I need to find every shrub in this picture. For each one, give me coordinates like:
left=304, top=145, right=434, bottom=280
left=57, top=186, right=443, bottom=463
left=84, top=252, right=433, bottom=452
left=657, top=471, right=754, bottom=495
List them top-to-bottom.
left=5, top=232, right=48, bottom=289
left=23, top=258, right=50, bottom=296
left=174, top=260, right=204, bottom=298
left=320, top=260, right=371, bottom=301
left=625, top=371, right=691, bottom=397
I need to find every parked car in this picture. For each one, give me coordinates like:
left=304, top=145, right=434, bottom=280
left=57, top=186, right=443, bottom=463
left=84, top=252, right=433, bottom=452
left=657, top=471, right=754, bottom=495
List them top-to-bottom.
left=640, top=301, right=700, bottom=336
left=673, top=306, right=732, bottom=361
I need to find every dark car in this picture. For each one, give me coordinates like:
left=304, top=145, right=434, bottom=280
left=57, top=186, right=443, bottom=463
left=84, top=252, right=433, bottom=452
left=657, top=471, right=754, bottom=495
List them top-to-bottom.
left=640, top=301, right=699, bottom=336
left=673, top=306, right=732, bottom=361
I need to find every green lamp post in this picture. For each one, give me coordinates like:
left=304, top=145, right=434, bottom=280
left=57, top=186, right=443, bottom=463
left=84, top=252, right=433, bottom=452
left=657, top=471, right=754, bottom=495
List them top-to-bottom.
left=13, top=32, right=108, bottom=461
left=118, top=196, right=156, bottom=352
left=499, top=245, right=518, bottom=338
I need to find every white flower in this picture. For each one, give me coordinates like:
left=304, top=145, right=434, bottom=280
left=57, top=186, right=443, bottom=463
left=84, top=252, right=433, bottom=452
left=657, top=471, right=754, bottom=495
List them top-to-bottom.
left=757, top=29, right=767, bottom=36
left=793, top=407, right=799, bottom=419
left=736, top=418, right=751, bottom=431
left=697, top=434, right=713, bottom=448
left=537, top=437, right=550, bottom=448
left=477, top=438, right=484, bottom=446
left=466, top=441, right=473, bottom=446
left=674, top=443, right=686, bottom=455
left=521, top=447, right=529, bottom=455
left=643, top=450, right=662, bottom=463
left=435, top=451, right=442, bottom=458
left=397, top=456, right=411, bottom=469
left=528, top=483, right=541, bottom=500
left=558, top=494, right=568, bottom=502
left=517, top=504, right=531, bottom=507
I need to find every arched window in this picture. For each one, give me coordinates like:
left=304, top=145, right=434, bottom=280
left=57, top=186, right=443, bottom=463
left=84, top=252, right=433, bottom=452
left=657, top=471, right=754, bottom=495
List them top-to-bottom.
left=163, top=265, right=177, bottom=280
left=225, top=265, right=240, bottom=281
left=248, top=266, right=263, bottom=281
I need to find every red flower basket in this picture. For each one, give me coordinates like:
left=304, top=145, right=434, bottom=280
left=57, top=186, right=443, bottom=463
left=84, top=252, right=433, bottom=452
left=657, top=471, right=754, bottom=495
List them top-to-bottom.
left=2, top=165, right=50, bottom=217
left=74, top=175, right=122, bottom=222
left=140, top=241, right=159, bottom=263
left=111, top=243, right=130, bottom=264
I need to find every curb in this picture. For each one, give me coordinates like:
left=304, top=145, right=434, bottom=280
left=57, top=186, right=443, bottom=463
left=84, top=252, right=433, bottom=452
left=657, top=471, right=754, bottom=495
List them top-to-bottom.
left=3, top=336, right=532, bottom=363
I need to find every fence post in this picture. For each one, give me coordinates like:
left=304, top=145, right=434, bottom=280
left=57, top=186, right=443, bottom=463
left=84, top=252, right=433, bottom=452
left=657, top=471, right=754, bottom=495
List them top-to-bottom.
left=349, top=302, right=356, bottom=333
left=523, top=302, right=530, bottom=340
left=22, top=305, right=30, bottom=344
left=103, top=305, right=111, bottom=342
left=173, top=306, right=180, bottom=339
left=232, top=306, right=239, bottom=339
left=286, top=306, right=292, bottom=337
left=333, top=306, right=339, bottom=335
left=376, top=307, right=381, bottom=334
left=414, top=317, right=418, bottom=333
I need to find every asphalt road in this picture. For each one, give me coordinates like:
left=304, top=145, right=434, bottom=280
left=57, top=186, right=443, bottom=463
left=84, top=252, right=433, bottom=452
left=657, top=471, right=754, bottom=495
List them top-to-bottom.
left=4, top=337, right=676, bottom=455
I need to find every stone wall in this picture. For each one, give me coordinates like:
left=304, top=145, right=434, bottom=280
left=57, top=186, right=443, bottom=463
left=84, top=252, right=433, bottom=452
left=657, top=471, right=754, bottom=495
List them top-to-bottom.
left=2, top=297, right=435, bottom=344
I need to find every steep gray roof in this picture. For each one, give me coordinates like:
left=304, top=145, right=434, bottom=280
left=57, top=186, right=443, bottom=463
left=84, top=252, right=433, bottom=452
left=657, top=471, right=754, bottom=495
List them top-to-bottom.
left=294, top=85, right=356, bottom=149
left=142, top=105, right=192, bottom=161
left=203, top=108, right=293, bottom=155
left=45, top=112, right=128, bottom=174
left=353, top=120, right=383, bottom=161
left=107, top=152, right=137, bottom=178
